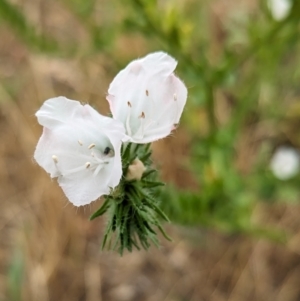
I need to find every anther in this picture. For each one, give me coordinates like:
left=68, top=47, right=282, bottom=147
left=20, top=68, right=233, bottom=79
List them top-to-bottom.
left=146, top=90, right=149, bottom=96
left=174, top=93, right=177, bottom=101
left=127, top=101, right=132, bottom=107
left=139, top=112, right=145, bottom=118
left=78, top=140, right=83, bottom=146
left=88, top=143, right=95, bottom=149
left=52, top=155, right=58, bottom=163
left=85, top=162, right=91, bottom=169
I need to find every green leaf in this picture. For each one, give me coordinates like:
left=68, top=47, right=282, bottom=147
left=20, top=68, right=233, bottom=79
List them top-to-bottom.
left=122, top=142, right=132, bottom=160
left=139, top=151, right=152, bottom=163
left=142, top=168, right=157, bottom=179
left=142, top=180, right=165, bottom=188
left=133, top=184, right=170, bottom=222
left=89, top=197, right=111, bottom=220
left=145, top=199, right=170, bottom=223
left=101, top=221, right=113, bottom=250
left=157, top=224, right=172, bottom=241
left=130, top=237, right=141, bottom=250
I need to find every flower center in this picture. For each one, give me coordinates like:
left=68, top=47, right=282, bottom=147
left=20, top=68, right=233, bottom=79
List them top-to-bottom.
left=126, top=100, right=154, bottom=141
left=52, top=141, right=114, bottom=178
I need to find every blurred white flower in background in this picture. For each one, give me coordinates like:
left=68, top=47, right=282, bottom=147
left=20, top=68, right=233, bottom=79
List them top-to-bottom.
left=268, top=0, right=292, bottom=21
left=270, top=146, right=300, bottom=180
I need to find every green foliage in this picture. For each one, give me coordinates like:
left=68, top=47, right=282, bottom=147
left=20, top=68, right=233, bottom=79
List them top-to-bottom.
left=0, top=0, right=58, bottom=52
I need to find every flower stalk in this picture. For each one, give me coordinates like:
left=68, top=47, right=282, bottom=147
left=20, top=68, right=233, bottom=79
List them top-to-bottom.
left=90, top=142, right=171, bottom=255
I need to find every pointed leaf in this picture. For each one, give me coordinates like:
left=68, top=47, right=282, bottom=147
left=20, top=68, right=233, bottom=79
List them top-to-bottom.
left=142, top=168, right=157, bottom=179
left=142, top=180, right=165, bottom=188
left=89, top=197, right=111, bottom=220
left=157, top=224, right=172, bottom=241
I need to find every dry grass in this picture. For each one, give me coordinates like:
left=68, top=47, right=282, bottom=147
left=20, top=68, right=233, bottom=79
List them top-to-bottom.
left=2, top=1, right=300, bottom=300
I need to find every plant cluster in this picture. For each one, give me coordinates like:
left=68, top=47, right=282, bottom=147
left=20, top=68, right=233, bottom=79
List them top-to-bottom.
left=34, top=52, right=187, bottom=253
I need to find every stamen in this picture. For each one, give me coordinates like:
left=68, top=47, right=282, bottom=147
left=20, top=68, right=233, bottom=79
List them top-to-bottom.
left=146, top=90, right=149, bottom=96
left=174, top=93, right=177, bottom=101
left=126, top=102, right=132, bottom=136
left=134, top=114, right=146, bottom=139
left=78, top=140, right=83, bottom=146
left=88, top=143, right=95, bottom=149
left=91, top=149, right=110, bottom=163
left=52, top=155, right=58, bottom=163
left=85, top=162, right=91, bottom=168
left=93, top=164, right=104, bottom=177
left=62, top=165, right=86, bottom=177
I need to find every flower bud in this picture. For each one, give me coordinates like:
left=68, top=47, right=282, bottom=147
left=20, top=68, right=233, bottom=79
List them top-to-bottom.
left=125, top=159, right=146, bottom=181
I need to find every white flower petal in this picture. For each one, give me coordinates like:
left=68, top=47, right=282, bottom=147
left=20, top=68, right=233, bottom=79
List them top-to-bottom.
left=107, top=51, right=187, bottom=143
left=132, top=51, right=177, bottom=76
left=36, top=96, right=84, bottom=129
left=34, top=97, right=125, bottom=206
left=57, top=161, right=116, bottom=206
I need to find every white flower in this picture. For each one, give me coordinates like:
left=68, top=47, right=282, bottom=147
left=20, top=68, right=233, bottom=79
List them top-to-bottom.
left=268, top=0, right=291, bottom=21
left=107, top=52, right=187, bottom=143
left=34, top=96, right=126, bottom=206
left=270, top=146, right=300, bottom=180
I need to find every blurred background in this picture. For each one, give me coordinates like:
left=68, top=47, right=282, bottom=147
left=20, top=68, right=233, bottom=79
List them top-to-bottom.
left=1, top=0, right=300, bottom=300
